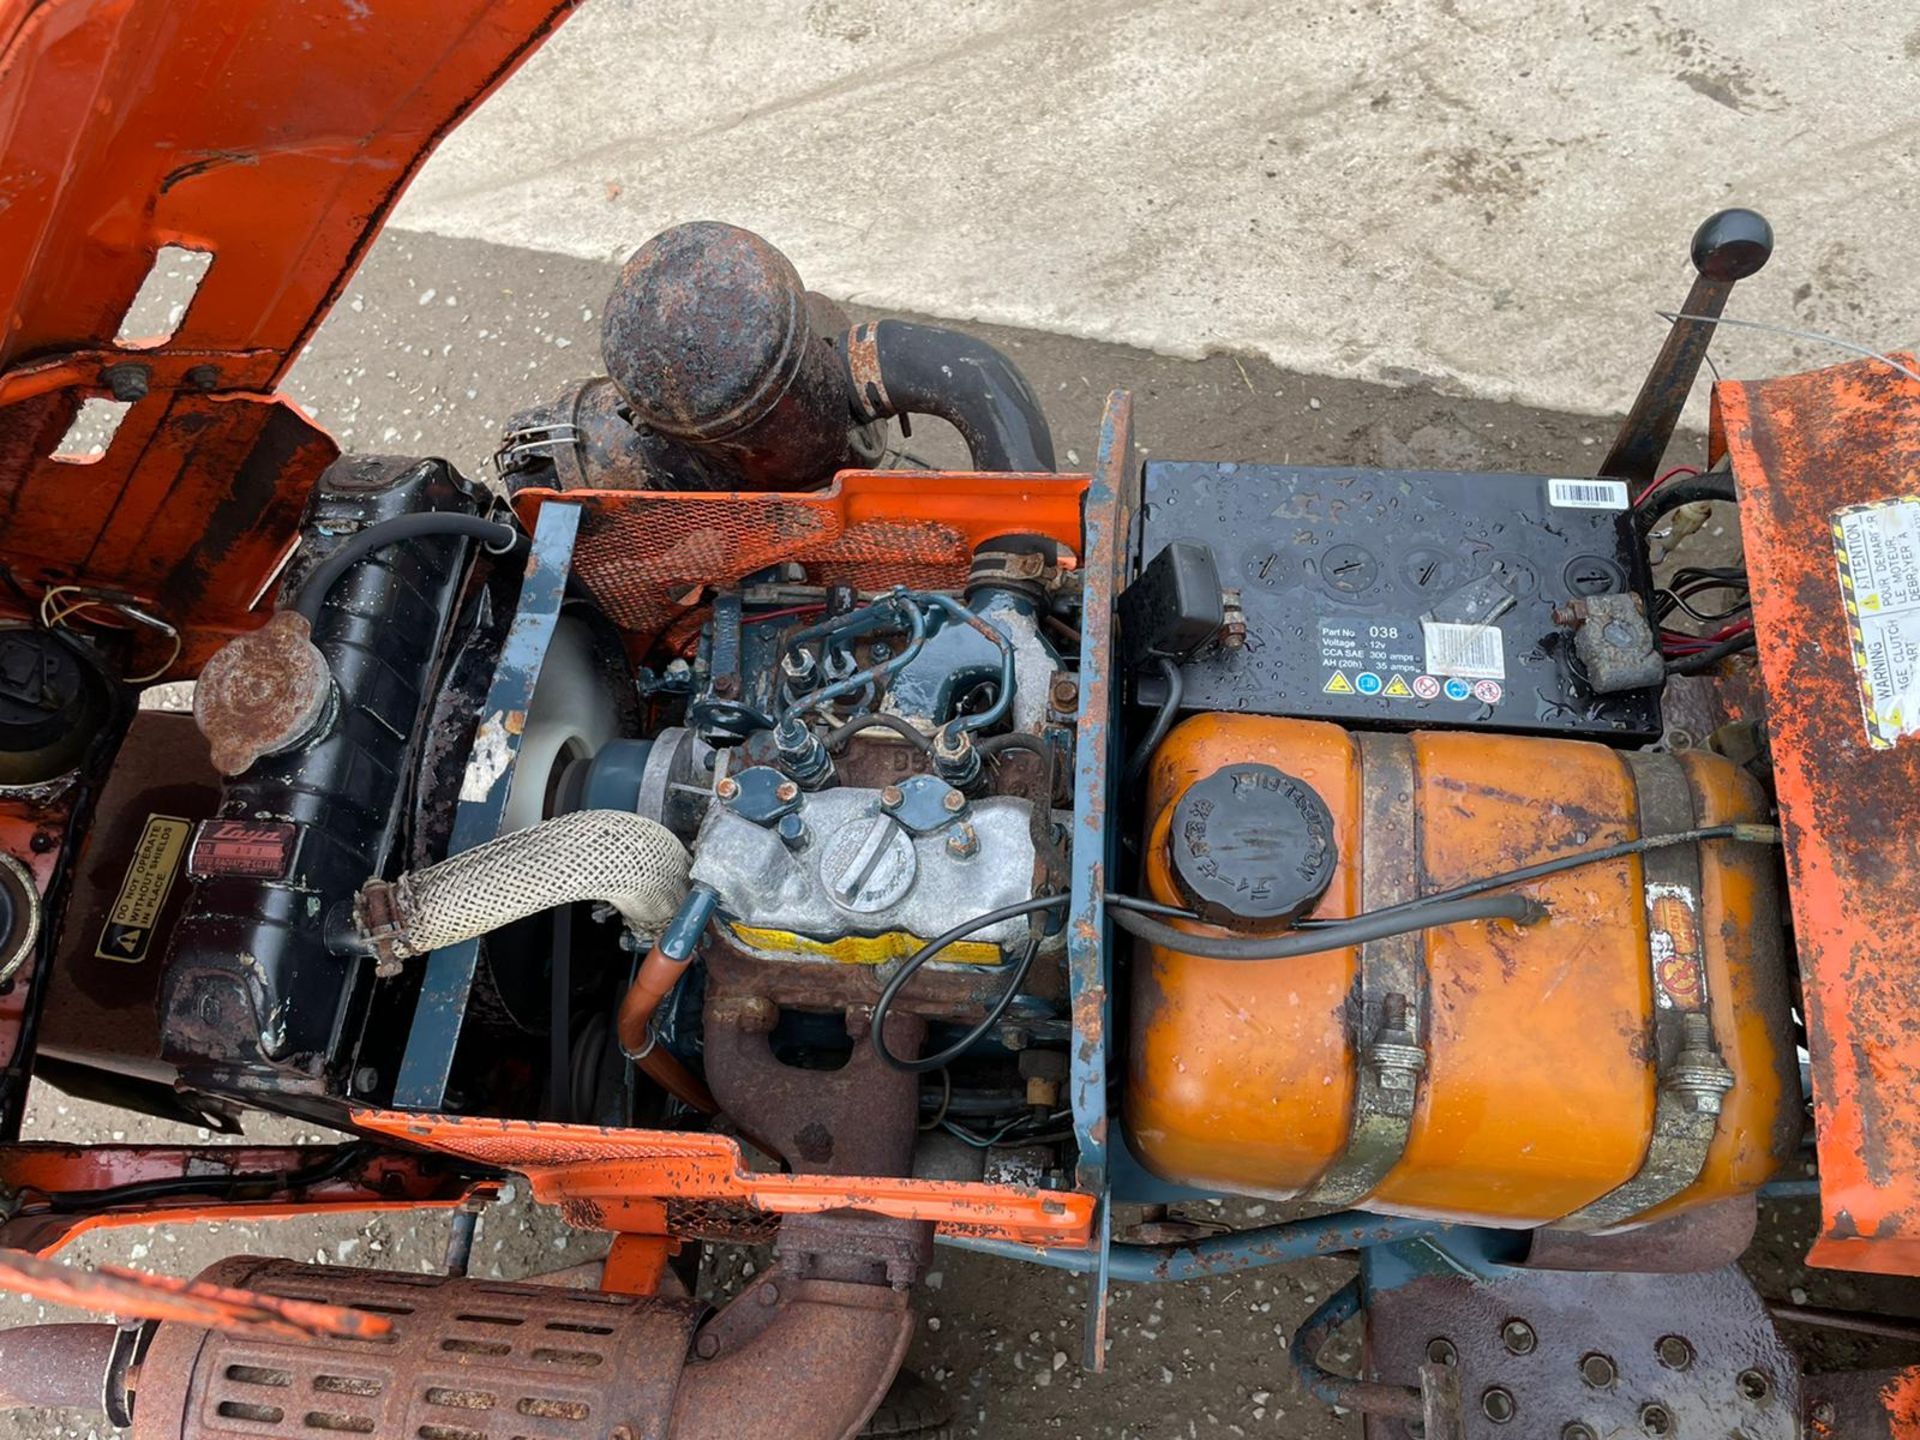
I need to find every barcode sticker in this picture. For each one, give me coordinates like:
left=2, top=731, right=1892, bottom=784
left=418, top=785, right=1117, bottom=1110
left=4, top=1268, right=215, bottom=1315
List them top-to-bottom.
left=1548, top=477, right=1629, bottom=511
left=1423, top=621, right=1506, bottom=680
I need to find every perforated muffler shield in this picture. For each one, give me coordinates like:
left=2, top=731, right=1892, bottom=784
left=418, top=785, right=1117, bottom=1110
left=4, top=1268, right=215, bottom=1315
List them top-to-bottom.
left=133, top=1258, right=699, bottom=1440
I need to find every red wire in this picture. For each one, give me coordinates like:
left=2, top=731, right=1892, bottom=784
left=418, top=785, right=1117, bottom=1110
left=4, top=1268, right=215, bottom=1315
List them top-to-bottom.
left=1632, top=465, right=1703, bottom=508
left=741, top=604, right=828, bottom=626
left=1660, top=618, right=1752, bottom=655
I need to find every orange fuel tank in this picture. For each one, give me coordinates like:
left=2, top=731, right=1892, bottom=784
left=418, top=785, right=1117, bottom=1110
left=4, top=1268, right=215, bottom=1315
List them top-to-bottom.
left=1124, top=714, right=1799, bottom=1230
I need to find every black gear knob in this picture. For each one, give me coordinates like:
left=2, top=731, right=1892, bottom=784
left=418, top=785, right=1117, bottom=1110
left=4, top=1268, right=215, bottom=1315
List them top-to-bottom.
left=1598, top=207, right=1777, bottom=486
left=1691, top=207, right=1773, bottom=282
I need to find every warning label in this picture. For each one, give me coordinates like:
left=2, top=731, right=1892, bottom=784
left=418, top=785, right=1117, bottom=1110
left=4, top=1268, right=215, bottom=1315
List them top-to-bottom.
left=1833, top=497, right=1920, bottom=749
left=1318, top=620, right=1424, bottom=681
left=95, top=815, right=190, bottom=964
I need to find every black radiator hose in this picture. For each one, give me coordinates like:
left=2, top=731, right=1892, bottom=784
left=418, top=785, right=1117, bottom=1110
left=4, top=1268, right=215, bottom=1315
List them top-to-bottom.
left=839, top=319, right=1057, bottom=472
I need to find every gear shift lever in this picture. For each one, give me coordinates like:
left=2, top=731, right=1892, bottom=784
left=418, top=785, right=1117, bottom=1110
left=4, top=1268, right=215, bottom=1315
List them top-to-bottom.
left=1599, top=208, right=1773, bottom=486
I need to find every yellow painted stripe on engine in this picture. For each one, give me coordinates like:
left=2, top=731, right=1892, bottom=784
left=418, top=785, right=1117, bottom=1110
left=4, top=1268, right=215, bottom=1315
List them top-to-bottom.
left=727, top=923, right=1001, bottom=966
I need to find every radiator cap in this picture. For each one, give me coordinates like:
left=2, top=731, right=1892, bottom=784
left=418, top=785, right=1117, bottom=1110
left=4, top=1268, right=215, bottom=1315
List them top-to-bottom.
left=1169, top=763, right=1336, bottom=930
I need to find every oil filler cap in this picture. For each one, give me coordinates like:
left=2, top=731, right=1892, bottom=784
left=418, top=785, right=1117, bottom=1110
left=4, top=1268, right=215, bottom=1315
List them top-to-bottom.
left=1169, top=763, right=1336, bottom=930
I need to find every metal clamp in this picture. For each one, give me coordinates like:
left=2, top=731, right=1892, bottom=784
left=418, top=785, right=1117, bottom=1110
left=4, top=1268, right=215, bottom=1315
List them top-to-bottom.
left=1300, top=732, right=1426, bottom=1207
left=1559, top=751, right=1727, bottom=1230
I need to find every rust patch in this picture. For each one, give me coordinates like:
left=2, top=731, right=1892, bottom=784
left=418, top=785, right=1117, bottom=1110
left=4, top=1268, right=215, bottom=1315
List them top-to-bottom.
left=191, top=609, right=331, bottom=775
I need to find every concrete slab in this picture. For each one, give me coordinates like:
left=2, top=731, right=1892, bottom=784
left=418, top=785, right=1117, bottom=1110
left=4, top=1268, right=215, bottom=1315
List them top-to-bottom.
left=393, top=0, right=1920, bottom=427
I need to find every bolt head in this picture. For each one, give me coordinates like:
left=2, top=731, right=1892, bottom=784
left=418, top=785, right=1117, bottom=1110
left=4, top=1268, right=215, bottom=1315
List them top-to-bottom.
left=716, top=776, right=740, bottom=801
left=775, top=780, right=800, bottom=802
left=879, top=785, right=903, bottom=809
left=942, top=788, right=966, bottom=812
left=1501, top=1318, right=1536, bottom=1355
left=1655, top=1335, right=1693, bottom=1371
left=1736, top=1368, right=1772, bottom=1403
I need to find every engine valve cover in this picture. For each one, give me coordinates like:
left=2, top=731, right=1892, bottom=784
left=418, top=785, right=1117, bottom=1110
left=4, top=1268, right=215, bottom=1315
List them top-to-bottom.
left=689, top=778, right=1037, bottom=967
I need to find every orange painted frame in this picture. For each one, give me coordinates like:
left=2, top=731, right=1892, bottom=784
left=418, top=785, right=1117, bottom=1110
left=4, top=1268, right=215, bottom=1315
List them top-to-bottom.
left=0, top=0, right=575, bottom=678
left=1719, top=354, right=1920, bottom=1277
left=356, top=1111, right=1098, bottom=1250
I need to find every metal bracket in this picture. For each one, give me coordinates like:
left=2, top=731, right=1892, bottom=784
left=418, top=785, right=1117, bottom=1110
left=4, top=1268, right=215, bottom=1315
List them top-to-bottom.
left=1067, top=390, right=1137, bottom=1372
left=392, top=500, right=581, bottom=1111
left=1300, top=732, right=1426, bottom=1207
left=1560, top=751, right=1729, bottom=1230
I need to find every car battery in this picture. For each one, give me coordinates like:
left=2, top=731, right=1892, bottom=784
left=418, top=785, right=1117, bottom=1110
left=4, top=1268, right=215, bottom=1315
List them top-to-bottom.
left=1137, top=461, right=1662, bottom=741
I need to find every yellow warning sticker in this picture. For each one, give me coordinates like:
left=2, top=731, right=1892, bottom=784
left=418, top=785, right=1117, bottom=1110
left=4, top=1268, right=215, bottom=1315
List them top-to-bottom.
left=1833, top=497, right=1920, bottom=749
left=1323, top=671, right=1355, bottom=695
left=1382, top=673, right=1414, bottom=699
left=95, top=815, right=190, bottom=964
left=727, top=923, right=1001, bottom=966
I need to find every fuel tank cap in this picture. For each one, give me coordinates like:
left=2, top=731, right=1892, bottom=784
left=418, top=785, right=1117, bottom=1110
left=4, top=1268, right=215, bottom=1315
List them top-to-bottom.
left=1168, top=763, right=1336, bottom=930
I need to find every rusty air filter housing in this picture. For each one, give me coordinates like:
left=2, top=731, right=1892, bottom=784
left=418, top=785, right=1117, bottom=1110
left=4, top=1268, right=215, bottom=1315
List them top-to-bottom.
left=601, top=221, right=855, bottom=487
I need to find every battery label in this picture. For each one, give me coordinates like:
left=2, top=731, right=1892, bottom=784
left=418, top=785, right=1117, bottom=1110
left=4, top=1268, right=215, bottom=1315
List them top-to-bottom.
left=1548, top=477, right=1629, bottom=511
left=1833, top=497, right=1920, bottom=749
left=1319, top=620, right=1424, bottom=679
left=1319, top=621, right=1496, bottom=704
left=1422, top=621, right=1506, bottom=681
left=95, top=815, right=190, bottom=963
left=189, top=819, right=298, bottom=880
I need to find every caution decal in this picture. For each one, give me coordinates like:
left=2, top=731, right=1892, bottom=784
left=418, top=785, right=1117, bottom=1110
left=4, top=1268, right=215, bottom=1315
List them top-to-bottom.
left=1832, top=497, right=1920, bottom=749
left=95, top=815, right=191, bottom=963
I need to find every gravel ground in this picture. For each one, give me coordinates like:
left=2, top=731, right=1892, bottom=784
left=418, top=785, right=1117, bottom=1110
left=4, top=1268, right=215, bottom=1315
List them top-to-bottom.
left=6, top=224, right=1852, bottom=1439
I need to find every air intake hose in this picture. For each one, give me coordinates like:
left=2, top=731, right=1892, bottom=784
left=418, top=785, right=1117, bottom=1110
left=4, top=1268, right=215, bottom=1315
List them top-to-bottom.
left=839, top=319, right=1057, bottom=472
left=351, top=810, right=690, bottom=966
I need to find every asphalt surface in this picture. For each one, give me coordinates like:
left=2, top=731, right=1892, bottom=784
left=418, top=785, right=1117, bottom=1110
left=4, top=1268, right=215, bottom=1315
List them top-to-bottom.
left=4, top=226, right=1859, bottom=1439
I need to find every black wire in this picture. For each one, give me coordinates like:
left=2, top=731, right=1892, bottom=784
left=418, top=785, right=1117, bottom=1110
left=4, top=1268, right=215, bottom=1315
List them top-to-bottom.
left=1635, top=466, right=1738, bottom=532
left=289, top=514, right=523, bottom=624
left=1656, top=569, right=1751, bottom=625
left=1657, top=587, right=1751, bottom=625
left=1666, top=630, right=1758, bottom=675
left=1124, top=656, right=1184, bottom=788
left=822, top=712, right=933, bottom=753
left=1106, top=822, right=1777, bottom=960
left=1108, top=824, right=1772, bottom=957
left=1360, top=824, right=1765, bottom=914
left=1103, top=892, right=1197, bottom=920
left=1108, top=893, right=1542, bottom=961
left=870, top=895, right=1069, bottom=1075
left=44, top=1141, right=375, bottom=1211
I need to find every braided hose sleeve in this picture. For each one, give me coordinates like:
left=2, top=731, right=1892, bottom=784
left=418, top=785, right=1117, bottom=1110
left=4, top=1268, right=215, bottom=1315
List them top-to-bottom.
left=358, top=810, right=690, bottom=961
